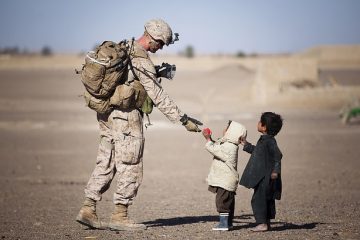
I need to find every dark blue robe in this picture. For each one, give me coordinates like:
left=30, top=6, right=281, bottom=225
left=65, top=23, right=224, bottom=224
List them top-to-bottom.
left=239, top=135, right=282, bottom=200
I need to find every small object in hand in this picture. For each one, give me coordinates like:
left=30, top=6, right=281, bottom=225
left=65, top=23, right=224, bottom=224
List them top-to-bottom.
left=203, top=128, right=212, bottom=135
left=271, top=172, right=278, bottom=179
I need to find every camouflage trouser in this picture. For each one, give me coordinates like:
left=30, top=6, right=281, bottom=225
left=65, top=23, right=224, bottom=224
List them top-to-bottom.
left=84, top=109, right=144, bottom=206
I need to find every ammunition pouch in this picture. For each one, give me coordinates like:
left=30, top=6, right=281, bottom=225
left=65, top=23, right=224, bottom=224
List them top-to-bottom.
left=108, top=80, right=152, bottom=113
left=109, top=83, right=136, bottom=110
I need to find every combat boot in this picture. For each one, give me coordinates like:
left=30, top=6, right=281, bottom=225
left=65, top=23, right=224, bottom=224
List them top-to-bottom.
left=76, top=197, right=103, bottom=229
left=108, top=204, right=147, bottom=231
left=212, top=213, right=229, bottom=231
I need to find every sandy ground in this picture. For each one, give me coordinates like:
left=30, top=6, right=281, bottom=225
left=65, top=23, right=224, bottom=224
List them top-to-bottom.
left=0, top=55, right=360, bottom=240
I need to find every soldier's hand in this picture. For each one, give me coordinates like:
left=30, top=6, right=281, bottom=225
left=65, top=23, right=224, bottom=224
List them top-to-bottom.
left=180, top=114, right=203, bottom=132
left=184, top=120, right=201, bottom=132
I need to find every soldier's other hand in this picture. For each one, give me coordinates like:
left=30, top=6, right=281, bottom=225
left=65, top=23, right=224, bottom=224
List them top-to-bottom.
left=180, top=114, right=203, bottom=132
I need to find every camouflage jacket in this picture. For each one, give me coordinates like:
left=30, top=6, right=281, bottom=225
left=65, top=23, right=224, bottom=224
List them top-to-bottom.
left=128, top=40, right=183, bottom=123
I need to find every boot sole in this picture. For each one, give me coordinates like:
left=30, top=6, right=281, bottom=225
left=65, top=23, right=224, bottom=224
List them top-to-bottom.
left=76, top=215, right=104, bottom=229
left=212, top=227, right=229, bottom=231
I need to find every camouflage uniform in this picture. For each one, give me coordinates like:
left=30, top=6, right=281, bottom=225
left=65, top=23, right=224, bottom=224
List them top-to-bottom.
left=84, top=40, right=183, bottom=206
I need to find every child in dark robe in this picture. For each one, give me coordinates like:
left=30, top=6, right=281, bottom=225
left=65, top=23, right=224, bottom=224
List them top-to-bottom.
left=239, top=112, right=283, bottom=232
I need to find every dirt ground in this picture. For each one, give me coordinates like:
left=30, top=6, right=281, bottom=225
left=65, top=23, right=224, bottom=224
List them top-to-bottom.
left=0, top=55, right=359, bottom=240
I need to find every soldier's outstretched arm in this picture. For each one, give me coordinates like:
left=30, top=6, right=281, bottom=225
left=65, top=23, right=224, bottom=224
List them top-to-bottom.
left=132, top=59, right=202, bottom=132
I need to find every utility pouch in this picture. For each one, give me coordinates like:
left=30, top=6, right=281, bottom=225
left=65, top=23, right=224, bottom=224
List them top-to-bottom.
left=132, top=80, right=148, bottom=109
left=109, top=84, right=136, bottom=109
left=83, top=91, right=113, bottom=114
left=141, top=96, right=154, bottom=114
left=115, top=135, right=144, bottom=165
left=96, top=137, right=114, bottom=164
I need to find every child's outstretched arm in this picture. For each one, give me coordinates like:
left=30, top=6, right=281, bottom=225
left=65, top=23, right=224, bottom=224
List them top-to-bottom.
left=202, top=128, right=227, bottom=160
left=239, top=134, right=255, bottom=154
left=238, top=135, right=247, bottom=145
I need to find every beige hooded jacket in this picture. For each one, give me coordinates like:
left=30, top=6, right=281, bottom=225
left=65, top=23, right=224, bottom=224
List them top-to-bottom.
left=205, top=121, right=247, bottom=192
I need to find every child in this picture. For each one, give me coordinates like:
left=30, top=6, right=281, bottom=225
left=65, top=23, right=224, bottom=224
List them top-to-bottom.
left=239, top=112, right=283, bottom=232
left=202, top=121, right=247, bottom=231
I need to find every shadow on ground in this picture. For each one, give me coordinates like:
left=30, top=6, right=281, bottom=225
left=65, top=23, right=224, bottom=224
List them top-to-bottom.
left=144, top=214, right=323, bottom=232
left=143, top=215, right=218, bottom=227
left=233, top=221, right=324, bottom=231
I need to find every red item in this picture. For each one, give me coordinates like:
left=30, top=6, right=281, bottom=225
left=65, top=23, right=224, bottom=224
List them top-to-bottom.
left=203, top=128, right=212, bottom=135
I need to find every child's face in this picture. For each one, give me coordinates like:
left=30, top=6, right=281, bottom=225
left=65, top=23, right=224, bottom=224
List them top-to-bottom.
left=257, top=121, right=267, bottom=134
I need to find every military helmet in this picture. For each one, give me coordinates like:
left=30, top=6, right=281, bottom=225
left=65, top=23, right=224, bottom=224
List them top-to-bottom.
left=144, top=19, right=173, bottom=46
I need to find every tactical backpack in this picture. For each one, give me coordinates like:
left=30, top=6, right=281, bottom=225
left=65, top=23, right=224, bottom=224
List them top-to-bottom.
left=76, top=39, right=153, bottom=115
left=79, top=40, right=129, bottom=99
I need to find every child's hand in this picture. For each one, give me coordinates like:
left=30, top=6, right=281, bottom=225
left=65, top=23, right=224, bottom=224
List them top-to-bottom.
left=202, top=128, right=212, bottom=141
left=238, top=133, right=247, bottom=145
left=271, top=172, right=278, bottom=180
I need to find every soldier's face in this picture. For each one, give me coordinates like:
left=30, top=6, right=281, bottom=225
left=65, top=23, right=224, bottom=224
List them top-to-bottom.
left=149, top=39, right=164, bottom=53
left=155, top=39, right=165, bottom=49
left=150, top=41, right=164, bottom=53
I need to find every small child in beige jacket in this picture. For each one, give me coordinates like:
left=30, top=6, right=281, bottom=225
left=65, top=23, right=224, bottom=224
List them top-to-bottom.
left=202, top=120, right=247, bottom=231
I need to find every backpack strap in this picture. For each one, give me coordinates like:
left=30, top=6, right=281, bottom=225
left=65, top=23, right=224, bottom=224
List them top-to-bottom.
left=128, top=38, right=139, bottom=81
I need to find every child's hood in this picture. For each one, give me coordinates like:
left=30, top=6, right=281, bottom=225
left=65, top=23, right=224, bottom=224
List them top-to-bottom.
left=223, top=121, right=247, bottom=144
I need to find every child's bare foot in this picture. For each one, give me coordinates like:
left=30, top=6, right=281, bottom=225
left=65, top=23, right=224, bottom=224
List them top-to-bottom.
left=250, top=223, right=268, bottom=232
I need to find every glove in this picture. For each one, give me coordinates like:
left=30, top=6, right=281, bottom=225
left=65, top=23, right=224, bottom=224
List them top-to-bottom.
left=180, top=114, right=203, bottom=132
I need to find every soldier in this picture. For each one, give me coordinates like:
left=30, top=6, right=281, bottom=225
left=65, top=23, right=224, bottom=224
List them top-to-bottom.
left=76, top=19, right=202, bottom=231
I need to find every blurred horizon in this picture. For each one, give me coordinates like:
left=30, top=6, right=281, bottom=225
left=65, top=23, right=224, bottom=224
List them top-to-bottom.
left=1, top=0, right=360, bottom=55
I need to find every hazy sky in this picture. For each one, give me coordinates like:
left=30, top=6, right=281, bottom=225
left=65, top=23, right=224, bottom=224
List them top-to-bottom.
left=1, top=0, right=360, bottom=54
